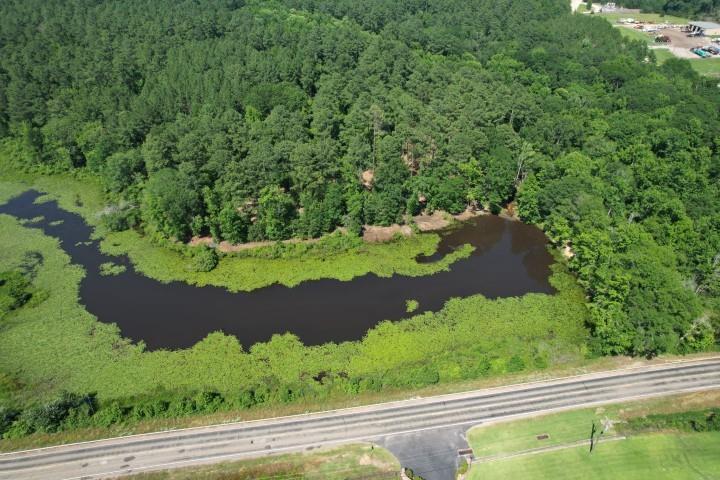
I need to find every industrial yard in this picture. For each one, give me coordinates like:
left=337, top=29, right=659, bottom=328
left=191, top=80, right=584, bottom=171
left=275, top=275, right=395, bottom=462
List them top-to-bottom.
left=582, top=4, right=720, bottom=74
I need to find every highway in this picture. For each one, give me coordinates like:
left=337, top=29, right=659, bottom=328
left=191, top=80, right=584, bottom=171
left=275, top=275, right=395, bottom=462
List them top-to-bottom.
left=1, top=358, right=719, bottom=480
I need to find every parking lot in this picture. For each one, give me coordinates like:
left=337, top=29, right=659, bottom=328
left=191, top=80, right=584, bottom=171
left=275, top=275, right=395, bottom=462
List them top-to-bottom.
left=618, top=23, right=720, bottom=59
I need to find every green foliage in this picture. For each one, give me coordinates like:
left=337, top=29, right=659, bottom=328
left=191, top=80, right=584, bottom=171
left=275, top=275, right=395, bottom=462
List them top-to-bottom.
left=0, top=0, right=718, bottom=432
left=142, top=169, right=200, bottom=240
left=251, top=186, right=296, bottom=241
left=99, top=226, right=474, bottom=292
left=189, top=246, right=219, bottom=273
left=99, top=262, right=126, bottom=276
left=0, top=270, right=32, bottom=317
left=405, top=299, right=419, bottom=313
left=4, top=392, right=97, bottom=437
left=0, top=406, right=20, bottom=437
left=625, top=409, right=720, bottom=433
left=457, top=457, right=469, bottom=477
left=404, top=468, right=426, bottom=480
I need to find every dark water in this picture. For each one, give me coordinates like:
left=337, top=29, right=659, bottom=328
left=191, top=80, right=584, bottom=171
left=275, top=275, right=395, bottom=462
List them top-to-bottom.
left=0, top=190, right=555, bottom=350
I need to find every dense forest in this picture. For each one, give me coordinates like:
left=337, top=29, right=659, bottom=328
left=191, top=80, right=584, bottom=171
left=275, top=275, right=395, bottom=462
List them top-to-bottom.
left=0, top=0, right=719, bottom=359
left=616, top=0, right=720, bottom=19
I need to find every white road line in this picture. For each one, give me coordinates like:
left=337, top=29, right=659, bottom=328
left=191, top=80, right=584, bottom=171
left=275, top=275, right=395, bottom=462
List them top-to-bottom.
left=51, top=382, right=720, bottom=480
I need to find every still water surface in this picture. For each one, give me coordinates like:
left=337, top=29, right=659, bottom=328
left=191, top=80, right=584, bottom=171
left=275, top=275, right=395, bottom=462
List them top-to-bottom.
left=0, top=190, right=555, bottom=350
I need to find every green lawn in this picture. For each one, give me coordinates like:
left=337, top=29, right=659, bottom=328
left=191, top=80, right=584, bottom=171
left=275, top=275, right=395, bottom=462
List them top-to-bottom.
left=594, top=12, right=689, bottom=24
left=616, top=25, right=655, bottom=44
left=653, top=48, right=720, bottom=77
left=685, top=57, right=720, bottom=77
left=466, top=392, right=720, bottom=479
left=468, top=407, right=610, bottom=458
left=469, top=432, right=720, bottom=479
left=126, top=444, right=399, bottom=480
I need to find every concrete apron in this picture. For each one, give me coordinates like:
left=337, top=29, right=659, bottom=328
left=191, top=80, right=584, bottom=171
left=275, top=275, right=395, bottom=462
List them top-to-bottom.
left=375, top=425, right=472, bottom=480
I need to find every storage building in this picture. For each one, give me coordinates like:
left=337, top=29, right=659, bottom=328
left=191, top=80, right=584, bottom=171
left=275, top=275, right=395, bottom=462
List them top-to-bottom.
left=689, top=21, right=720, bottom=36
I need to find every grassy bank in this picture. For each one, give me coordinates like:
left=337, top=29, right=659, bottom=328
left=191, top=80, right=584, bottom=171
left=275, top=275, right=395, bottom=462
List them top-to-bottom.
left=101, top=228, right=472, bottom=291
left=466, top=390, right=720, bottom=479
left=126, top=444, right=399, bottom=480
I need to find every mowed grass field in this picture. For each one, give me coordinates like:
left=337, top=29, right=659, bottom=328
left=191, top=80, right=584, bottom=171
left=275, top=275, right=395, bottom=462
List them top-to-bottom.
left=594, top=11, right=689, bottom=24
left=616, top=25, right=656, bottom=44
left=654, top=48, right=720, bottom=77
left=466, top=391, right=720, bottom=480
left=470, top=433, right=720, bottom=480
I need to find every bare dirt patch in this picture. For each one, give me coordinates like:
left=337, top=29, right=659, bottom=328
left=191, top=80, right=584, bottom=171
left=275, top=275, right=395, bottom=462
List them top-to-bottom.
left=618, top=24, right=714, bottom=59
left=413, top=208, right=484, bottom=232
left=413, top=211, right=452, bottom=232
left=362, top=224, right=413, bottom=242
left=189, top=235, right=322, bottom=253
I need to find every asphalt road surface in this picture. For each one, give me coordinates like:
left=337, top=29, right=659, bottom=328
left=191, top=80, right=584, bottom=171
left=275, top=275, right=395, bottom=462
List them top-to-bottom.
left=1, top=358, right=719, bottom=480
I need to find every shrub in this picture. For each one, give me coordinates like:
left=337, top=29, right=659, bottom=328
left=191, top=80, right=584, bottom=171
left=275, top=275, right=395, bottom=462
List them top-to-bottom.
left=102, top=208, right=139, bottom=232
left=189, top=246, right=218, bottom=272
left=0, top=270, right=32, bottom=316
left=405, top=299, right=419, bottom=313
left=506, top=355, right=526, bottom=373
left=20, top=392, right=97, bottom=434
left=92, top=401, right=125, bottom=428
left=0, top=406, right=20, bottom=436
left=626, top=409, right=720, bottom=433
left=456, top=457, right=469, bottom=476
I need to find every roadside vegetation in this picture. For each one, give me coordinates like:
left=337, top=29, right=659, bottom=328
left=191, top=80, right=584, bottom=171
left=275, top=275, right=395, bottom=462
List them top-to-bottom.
left=466, top=390, right=720, bottom=479
left=124, top=444, right=399, bottom=480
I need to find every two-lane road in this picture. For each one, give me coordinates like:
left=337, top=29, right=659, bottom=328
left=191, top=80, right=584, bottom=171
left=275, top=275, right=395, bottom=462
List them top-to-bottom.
left=1, top=358, right=719, bottom=480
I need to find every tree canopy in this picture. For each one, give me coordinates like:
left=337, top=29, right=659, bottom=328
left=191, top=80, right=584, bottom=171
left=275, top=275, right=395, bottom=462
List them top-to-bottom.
left=1, top=0, right=719, bottom=357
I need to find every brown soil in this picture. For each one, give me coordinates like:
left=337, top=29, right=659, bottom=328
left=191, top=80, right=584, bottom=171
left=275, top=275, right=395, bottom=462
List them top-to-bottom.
left=189, top=208, right=486, bottom=251
left=414, top=208, right=484, bottom=232
left=413, top=211, right=452, bottom=232
left=362, top=224, right=413, bottom=242
left=189, top=235, right=323, bottom=253
left=561, top=244, right=575, bottom=260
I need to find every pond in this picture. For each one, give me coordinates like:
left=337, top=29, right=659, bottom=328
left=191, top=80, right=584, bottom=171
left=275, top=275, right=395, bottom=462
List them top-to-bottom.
left=0, top=190, right=555, bottom=350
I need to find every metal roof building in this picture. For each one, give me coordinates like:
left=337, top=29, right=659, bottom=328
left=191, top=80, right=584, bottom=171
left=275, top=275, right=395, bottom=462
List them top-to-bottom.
left=689, top=21, right=720, bottom=36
